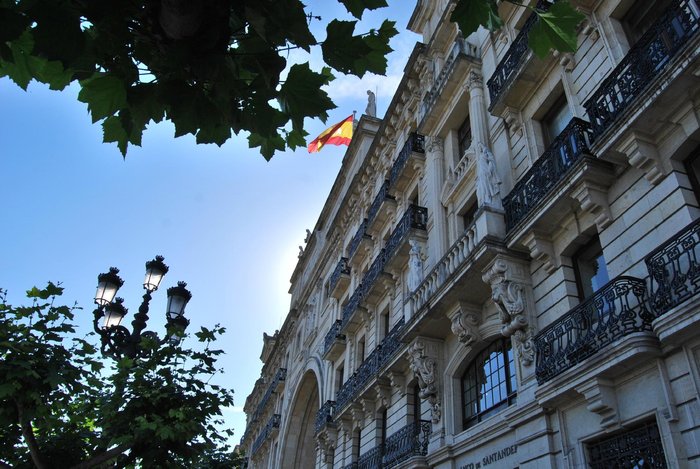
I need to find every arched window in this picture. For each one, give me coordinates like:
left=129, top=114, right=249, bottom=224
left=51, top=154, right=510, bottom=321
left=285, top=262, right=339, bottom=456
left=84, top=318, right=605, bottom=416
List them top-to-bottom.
left=461, top=338, right=517, bottom=429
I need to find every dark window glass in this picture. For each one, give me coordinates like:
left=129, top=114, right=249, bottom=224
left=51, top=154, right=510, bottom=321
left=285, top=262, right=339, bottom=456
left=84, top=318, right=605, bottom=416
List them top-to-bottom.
left=621, top=0, right=673, bottom=45
left=542, top=95, right=572, bottom=146
left=458, top=114, right=472, bottom=159
left=684, top=147, right=700, bottom=204
left=461, top=201, right=478, bottom=231
left=574, top=237, right=610, bottom=299
left=461, top=339, right=517, bottom=429
left=413, top=383, right=421, bottom=422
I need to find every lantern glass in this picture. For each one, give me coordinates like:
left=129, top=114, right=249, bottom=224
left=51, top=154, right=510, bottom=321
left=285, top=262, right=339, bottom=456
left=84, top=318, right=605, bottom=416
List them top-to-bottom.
left=144, top=256, right=169, bottom=291
left=95, top=268, right=123, bottom=306
left=167, top=281, right=192, bottom=319
left=102, top=298, right=127, bottom=329
left=167, top=315, right=190, bottom=345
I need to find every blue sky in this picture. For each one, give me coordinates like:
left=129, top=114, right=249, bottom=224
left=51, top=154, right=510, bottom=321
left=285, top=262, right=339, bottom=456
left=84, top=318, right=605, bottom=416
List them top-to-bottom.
left=0, top=1, right=417, bottom=445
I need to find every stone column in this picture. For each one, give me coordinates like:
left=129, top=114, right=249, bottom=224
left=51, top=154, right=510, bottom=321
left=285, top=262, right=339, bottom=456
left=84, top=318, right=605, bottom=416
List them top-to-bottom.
left=468, top=71, right=488, bottom=146
left=425, top=136, right=448, bottom=268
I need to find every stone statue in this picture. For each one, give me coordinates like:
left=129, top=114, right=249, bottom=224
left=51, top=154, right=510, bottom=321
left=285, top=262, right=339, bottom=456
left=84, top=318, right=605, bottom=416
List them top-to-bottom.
left=365, top=90, right=376, bottom=117
left=476, top=142, right=503, bottom=210
left=305, top=229, right=312, bottom=243
left=407, top=240, right=424, bottom=292
left=298, top=246, right=304, bottom=258
left=407, top=340, right=441, bottom=423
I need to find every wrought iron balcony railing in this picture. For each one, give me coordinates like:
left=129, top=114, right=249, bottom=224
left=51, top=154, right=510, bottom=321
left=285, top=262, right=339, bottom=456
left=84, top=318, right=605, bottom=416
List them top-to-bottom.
left=487, top=0, right=550, bottom=110
left=584, top=0, right=700, bottom=139
left=422, top=39, right=477, bottom=117
left=503, top=118, right=593, bottom=231
left=389, top=133, right=426, bottom=188
left=367, top=180, right=395, bottom=227
left=385, top=205, right=428, bottom=259
left=645, top=217, right=700, bottom=316
left=348, top=219, right=370, bottom=259
left=329, top=257, right=351, bottom=294
left=534, top=276, right=653, bottom=384
left=341, top=287, right=364, bottom=326
left=335, top=318, right=406, bottom=412
left=323, top=319, right=346, bottom=356
left=251, top=367, right=287, bottom=423
left=315, top=400, right=336, bottom=434
left=250, top=413, right=281, bottom=455
left=382, top=420, right=431, bottom=468
left=357, top=445, right=383, bottom=469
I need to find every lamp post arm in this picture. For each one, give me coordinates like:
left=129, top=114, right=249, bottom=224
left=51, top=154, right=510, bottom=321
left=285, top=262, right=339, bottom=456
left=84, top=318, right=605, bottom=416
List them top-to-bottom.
left=92, top=307, right=105, bottom=335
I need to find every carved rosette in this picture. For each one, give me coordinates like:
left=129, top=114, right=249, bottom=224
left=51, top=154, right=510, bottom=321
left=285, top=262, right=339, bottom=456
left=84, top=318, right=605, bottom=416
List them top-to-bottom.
left=467, top=71, right=483, bottom=91
left=426, top=135, right=444, bottom=155
left=482, top=259, right=535, bottom=366
left=407, top=340, right=441, bottom=423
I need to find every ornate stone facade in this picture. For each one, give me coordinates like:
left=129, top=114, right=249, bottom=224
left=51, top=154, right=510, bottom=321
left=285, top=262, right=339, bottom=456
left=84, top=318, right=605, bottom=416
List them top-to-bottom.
left=241, top=1, right=700, bottom=468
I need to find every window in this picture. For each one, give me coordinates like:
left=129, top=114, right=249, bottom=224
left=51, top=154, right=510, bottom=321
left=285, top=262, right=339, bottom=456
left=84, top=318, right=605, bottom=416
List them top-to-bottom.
left=621, top=0, right=673, bottom=45
left=542, top=95, right=573, bottom=146
left=458, top=114, right=472, bottom=159
left=684, top=146, right=700, bottom=203
left=460, top=200, right=478, bottom=231
left=573, top=237, right=610, bottom=299
left=380, top=307, right=390, bottom=340
left=357, top=337, right=366, bottom=365
left=461, top=339, right=517, bottom=429
left=335, top=362, right=345, bottom=391
left=412, top=383, right=421, bottom=422
left=380, top=408, right=388, bottom=447
left=587, top=420, right=667, bottom=469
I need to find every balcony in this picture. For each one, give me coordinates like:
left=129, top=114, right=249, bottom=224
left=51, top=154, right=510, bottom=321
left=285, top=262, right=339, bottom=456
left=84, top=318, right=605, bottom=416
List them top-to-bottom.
left=487, top=0, right=554, bottom=115
left=584, top=0, right=700, bottom=140
left=420, top=39, right=480, bottom=131
left=504, top=118, right=595, bottom=232
left=389, top=133, right=425, bottom=192
left=367, top=180, right=396, bottom=234
left=384, top=205, right=428, bottom=272
left=408, top=208, right=505, bottom=322
left=645, top=217, right=700, bottom=343
left=348, top=218, right=372, bottom=263
left=329, top=257, right=351, bottom=300
left=534, top=276, right=655, bottom=384
left=335, top=318, right=406, bottom=413
left=323, top=319, right=346, bottom=361
left=251, top=367, right=287, bottom=423
left=315, top=400, right=336, bottom=435
left=250, top=413, right=281, bottom=456
left=382, top=420, right=431, bottom=468
left=358, top=446, right=383, bottom=469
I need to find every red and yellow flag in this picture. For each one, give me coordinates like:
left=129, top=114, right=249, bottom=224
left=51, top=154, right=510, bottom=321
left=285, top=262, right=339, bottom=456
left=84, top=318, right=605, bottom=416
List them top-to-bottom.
left=307, top=115, right=354, bottom=153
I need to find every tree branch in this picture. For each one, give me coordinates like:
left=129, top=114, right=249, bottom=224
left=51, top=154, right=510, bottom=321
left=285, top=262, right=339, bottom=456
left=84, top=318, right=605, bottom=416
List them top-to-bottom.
left=15, top=401, right=47, bottom=469
left=69, top=443, right=131, bottom=469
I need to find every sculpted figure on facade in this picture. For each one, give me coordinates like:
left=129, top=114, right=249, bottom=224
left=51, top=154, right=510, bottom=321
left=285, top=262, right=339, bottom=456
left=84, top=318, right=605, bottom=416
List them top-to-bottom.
left=365, top=90, right=377, bottom=117
left=476, top=142, right=503, bottom=210
left=407, top=239, right=424, bottom=292
left=482, top=259, right=534, bottom=365
left=407, top=340, right=441, bottom=423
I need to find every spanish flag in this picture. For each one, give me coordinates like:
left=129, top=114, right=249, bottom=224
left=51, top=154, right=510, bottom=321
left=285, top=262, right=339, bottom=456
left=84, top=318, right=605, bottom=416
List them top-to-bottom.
left=307, top=115, right=354, bottom=153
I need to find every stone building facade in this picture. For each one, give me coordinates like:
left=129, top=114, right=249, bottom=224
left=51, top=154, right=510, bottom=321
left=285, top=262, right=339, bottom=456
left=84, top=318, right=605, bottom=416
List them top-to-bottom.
left=240, top=0, right=700, bottom=467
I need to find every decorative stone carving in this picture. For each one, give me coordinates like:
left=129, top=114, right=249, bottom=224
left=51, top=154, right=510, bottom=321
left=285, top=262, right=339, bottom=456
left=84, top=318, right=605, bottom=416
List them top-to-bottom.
left=467, top=71, right=483, bottom=91
left=365, top=90, right=377, bottom=117
left=502, top=107, right=523, bottom=136
left=426, top=135, right=444, bottom=154
left=475, top=142, right=503, bottom=210
left=407, top=239, right=425, bottom=292
left=482, top=259, right=535, bottom=366
left=450, top=309, right=481, bottom=346
left=407, top=340, right=441, bottom=423
left=576, top=377, right=619, bottom=429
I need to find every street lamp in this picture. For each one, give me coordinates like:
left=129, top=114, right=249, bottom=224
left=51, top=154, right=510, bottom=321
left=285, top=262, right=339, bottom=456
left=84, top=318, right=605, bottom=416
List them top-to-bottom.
left=92, top=255, right=192, bottom=358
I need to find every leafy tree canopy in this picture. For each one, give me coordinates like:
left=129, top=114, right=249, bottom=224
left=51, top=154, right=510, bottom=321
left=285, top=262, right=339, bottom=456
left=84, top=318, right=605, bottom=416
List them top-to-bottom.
left=0, top=0, right=582, bottom=159
left=0, top=283, right=238, bottom=468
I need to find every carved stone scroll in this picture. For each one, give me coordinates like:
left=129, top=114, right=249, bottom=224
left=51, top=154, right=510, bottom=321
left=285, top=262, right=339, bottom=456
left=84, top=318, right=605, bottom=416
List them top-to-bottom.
left=482, top=259, right=535, bottom=366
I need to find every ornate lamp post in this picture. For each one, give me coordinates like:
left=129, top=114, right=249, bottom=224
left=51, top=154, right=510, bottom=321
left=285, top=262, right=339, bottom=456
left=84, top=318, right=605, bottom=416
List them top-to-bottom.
left=92, top=255, right=192, bottom=358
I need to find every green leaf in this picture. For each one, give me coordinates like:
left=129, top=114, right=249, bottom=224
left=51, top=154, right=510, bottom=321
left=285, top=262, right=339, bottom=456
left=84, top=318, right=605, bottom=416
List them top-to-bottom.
left=338, top=0, right=388, bottom=19
left=450, top=0, right=502, bottom=36
left=528, top=1, right=584, bottom=58
left=0, top=7, right=29, bottom=43
left=322, top=19, right=397, bottom=77
left=0, top=31, right=36, bottom=89
left=279, top=63, right=334, bottom=130
left=78, top=74, right=127, bottom=123
left=102, top=115, right=129, bottom=155
left=248, top=133, right=285, bottom=161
